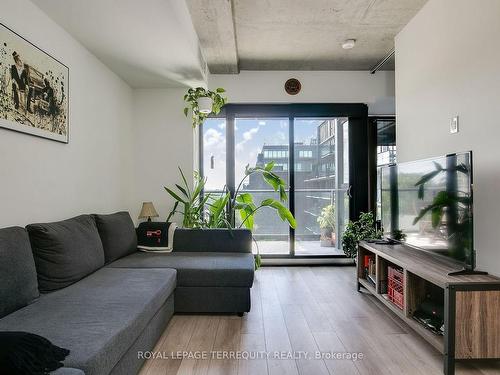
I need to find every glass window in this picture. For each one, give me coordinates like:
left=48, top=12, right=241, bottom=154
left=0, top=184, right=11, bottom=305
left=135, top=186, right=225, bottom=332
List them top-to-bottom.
left=202, top=118, right=226, bottom=191
left=235, top=118, right=290, bottom=255
left=293, top=118, right=349, bottom=256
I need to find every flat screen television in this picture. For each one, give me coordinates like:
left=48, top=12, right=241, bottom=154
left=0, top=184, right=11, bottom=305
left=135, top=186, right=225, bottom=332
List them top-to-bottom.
left=380, top=151, right=475, bottom=270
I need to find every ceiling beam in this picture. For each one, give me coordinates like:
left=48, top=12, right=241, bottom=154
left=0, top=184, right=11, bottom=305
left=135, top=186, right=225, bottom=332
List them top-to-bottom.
left=185, top=0, right=239, bottom=74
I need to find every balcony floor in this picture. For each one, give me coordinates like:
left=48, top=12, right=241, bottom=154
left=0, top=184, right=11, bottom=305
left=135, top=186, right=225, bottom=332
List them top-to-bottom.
left=254, top=240, right=345, bottom=256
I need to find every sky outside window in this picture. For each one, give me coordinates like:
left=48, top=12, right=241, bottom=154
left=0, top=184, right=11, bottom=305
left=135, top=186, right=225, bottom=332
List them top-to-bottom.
left=202, top=118, right=226, bottom=190
left=234, top=118, right=289, bottom=186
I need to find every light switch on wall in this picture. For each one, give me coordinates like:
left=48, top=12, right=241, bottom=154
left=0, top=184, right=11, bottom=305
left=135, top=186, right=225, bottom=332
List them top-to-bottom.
left=450, top=116, right=459, bottom=134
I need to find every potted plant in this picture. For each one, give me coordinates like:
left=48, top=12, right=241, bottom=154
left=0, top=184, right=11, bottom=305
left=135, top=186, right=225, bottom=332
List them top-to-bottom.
left=183, top=87, right=227, bottom=128
left=165, top=162, right=296, bottom=269
left=165, top=168, right=208, bottom=228
left=317, top=204, right=336, bottom=247
left=341, top=212, right=383, bottom=260
left=391, top=229, right=406, bottom=242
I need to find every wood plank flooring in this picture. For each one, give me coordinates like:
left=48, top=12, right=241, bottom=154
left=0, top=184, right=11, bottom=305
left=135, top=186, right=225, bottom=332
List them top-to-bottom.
left=139, top=266, right=500, bottom=375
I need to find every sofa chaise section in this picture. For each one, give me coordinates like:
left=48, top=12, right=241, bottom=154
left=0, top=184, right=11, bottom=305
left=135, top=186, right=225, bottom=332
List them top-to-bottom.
left=108, top=228, right=255, bottom=314
left=108, top=251, right=254, bottom=287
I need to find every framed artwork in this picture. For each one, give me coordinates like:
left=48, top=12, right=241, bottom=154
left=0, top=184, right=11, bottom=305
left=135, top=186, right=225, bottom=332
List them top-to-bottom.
left=0, top=23, right=69, bottom=143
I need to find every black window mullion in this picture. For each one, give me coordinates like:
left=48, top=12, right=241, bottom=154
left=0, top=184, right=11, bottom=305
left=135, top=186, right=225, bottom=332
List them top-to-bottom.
left=226, top=109, right=236, bottom=225
left=288, top=114, right=295, bottom=257
left=198, top=122, right=204, bottom=203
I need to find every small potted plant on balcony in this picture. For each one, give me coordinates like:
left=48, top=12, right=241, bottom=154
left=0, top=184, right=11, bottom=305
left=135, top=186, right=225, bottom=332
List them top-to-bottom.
left=317, top=204, right=336, bottom=247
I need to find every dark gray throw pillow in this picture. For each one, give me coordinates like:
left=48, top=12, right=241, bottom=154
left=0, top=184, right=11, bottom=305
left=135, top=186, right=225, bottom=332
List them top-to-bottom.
left=93, top=211, right=137, bottom=263
left=26, top=215, right=105, bottom=292
left=0, top=227, right=39, bottom=318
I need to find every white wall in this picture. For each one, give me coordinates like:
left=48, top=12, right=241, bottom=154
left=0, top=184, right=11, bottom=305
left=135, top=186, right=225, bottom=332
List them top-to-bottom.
left=0, top=0, right=134, bottom=227
left=395, top=0, right=500, bottom=275
left=210, top=70, right=395, bottom=114
left=130, top=89, right=194, bottom=223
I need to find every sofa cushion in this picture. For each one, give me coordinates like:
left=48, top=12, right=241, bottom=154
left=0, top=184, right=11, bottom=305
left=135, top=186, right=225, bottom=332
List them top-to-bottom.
left=93, top=212, right=137, bottom=263
left=26, top=215, right=105, bottom=292
left=0, top=227, right=39, bottom=318
left=173, top=228, right=252, bottom=253
left=108, top=251, right=254, bottom=287
left=0, top=267, right=176, bottom=375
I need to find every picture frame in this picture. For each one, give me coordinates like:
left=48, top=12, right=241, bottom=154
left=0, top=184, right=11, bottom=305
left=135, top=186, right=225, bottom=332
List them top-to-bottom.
left=0, top=23, right=69, bottom=143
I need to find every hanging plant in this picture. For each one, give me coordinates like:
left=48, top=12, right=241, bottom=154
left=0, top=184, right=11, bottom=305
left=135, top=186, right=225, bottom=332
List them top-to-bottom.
left=183, top=87, right=227, bottom=128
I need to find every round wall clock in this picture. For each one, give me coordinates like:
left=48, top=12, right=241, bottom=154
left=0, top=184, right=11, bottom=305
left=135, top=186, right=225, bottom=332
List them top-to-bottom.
left=284, top=78, right=301, bottom=95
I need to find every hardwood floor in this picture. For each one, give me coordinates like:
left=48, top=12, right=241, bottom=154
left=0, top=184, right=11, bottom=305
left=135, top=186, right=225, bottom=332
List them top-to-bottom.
left=139, top=266, right=500, bottom=375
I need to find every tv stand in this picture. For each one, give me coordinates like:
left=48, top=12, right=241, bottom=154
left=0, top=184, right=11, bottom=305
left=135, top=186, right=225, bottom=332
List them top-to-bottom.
left=357, top=241, right=500, bottom=375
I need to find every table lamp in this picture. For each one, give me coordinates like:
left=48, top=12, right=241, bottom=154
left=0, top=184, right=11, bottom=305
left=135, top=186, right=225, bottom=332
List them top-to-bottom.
left=138, top=202, right=159, bottom=222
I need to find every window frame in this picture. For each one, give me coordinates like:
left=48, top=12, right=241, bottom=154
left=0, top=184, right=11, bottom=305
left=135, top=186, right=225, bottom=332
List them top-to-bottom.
left=199, top=103, right=371, bottom=259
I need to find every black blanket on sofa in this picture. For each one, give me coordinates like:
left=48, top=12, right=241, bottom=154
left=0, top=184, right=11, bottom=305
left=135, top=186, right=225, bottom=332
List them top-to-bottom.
left=0, top=331, right=69, bottom=375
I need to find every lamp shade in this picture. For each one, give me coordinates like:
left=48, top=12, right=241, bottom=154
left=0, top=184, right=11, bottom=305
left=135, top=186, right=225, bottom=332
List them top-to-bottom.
left=138, top=202, right=159, bottom=220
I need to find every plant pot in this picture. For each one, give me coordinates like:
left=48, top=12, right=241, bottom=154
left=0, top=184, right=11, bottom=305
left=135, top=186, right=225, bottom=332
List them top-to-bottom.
left=197, top=96, right=213, bottom=114
left=320, top=228, right=335, bottom=247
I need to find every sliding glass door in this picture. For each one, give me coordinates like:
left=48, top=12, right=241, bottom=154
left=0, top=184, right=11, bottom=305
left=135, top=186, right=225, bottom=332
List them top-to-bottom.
left=200, top=104, right=369, bottom=259
left=234, top=118, right=290, bottom=255
left=293, top=118, right=349, bottom=256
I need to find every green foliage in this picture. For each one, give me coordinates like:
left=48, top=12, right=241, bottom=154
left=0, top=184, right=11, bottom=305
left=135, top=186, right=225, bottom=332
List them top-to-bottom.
left=183, top=87, right=227, bottom=128
left=164, top=162, right=296, bottom=270
left=165, top=162, right=297, bottom=269
left=233, top=162, right=296, bottom=231
left=165, top=168, right=209, bottom=228
left=206, top=191, right=231, bottom=228
left=235, top=193, right=257, bottom=230
left=317, top=204, right=336, bottom=230
left=341, top=212, right=383, bottom=258
left=391, top=229, right=406, bottom=242
left=254, top=253, right=262, bottom=270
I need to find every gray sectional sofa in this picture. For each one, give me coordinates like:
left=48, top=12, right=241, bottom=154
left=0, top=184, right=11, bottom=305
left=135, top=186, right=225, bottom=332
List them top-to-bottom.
left=0, top=212, right=254, bottom=375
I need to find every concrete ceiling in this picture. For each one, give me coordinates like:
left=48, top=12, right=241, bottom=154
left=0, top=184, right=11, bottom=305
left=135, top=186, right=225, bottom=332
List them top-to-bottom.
left=32, top=0, right=208, bottom=88
left=186, top=0, right=428, bottom=73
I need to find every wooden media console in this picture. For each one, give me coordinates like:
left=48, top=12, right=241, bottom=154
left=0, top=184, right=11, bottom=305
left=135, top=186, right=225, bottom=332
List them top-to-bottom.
left=357, top=241, right=500, bottom=375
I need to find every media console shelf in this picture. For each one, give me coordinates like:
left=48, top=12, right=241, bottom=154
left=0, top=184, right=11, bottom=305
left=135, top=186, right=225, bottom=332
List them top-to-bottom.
left=357, top=241, right=500, bottom=375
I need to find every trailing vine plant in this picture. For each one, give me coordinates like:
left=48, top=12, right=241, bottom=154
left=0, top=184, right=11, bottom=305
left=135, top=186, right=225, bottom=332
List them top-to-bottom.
left=183, top=87, right=227, bottom=128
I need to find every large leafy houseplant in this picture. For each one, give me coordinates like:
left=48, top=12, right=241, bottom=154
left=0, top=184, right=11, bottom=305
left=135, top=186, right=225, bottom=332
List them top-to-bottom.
left=183, top=87, right=227, bottom=128
left=165, top=162, right=296, bottom=269
left=204, top=162, right=296, bottom=269
left=232, top=162, right=295, bottom=231
left=165, top=168, right=209, bottom=228
left=342, top=212, right=383, bottom=259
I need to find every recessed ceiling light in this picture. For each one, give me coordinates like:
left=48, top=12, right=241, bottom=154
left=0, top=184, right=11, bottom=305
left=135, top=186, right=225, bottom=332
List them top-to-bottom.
left=342, top=39, right=356, bottom=49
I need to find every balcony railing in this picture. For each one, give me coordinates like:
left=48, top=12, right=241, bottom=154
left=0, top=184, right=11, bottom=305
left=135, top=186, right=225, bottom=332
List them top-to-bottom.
left=203, top=189, right=347, bottom=256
